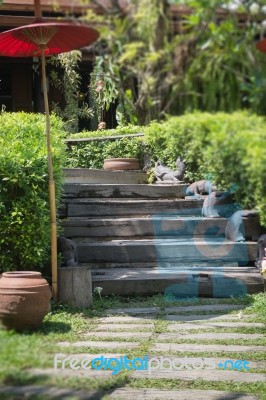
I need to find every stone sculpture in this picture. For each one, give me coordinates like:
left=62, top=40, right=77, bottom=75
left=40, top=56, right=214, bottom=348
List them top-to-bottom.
left=155, top=157, right=186, bottom=182
left=186, top=180, right=217, bottom=197
left=202, top=191, right=236, bottom=218
left=202, top=191, right=223, bottom=218
left=225, top=210, right=258, bottom=242
left=255, top=234, right=266, bottom=271
left=57, top=236, right=78, bottom=267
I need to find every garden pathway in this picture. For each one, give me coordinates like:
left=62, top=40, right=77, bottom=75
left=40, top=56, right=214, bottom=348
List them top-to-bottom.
left=16, top=301, right=265, bottom=399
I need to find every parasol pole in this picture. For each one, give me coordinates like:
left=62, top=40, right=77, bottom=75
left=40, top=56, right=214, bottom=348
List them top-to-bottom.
left=34, top=0, right=42, bottom=20
left=41, top=48, right=58, bottom=301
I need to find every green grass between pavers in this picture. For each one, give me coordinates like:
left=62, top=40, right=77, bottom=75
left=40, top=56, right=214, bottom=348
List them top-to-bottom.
left=0, top=293, right=265, bottom=396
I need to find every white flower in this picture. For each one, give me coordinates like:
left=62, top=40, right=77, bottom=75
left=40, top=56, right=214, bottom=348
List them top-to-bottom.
left=250, top=2, right=260, bottom=15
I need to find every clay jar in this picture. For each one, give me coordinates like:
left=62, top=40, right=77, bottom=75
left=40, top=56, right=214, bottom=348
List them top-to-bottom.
left=103, top=158, right=140, bottom=171
left=0, top=271, right=51, bottom=331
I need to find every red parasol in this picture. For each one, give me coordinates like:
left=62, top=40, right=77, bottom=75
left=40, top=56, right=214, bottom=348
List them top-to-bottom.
left=0, top=0, right=99, bottom=301
left=0, top=22, right=99, bottom=57
left=256, top=39, right=266, bottom=53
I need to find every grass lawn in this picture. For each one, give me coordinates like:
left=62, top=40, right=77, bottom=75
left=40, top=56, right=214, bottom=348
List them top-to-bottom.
left=0, top=292, right=265, bottom=398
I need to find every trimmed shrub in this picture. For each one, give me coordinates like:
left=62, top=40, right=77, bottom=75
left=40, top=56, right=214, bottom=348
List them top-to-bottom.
left=66, top=111, right=266, bottom=226
left=0, top=112, right=66, bottom=272
left=145, top=112, right=266, bottom=225
left=67, top=125, right=146, bottom=169
left=67, top=136, right=146, bottom=169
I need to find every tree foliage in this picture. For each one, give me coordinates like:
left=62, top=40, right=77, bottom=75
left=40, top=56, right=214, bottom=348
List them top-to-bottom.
left=86, top=0, right=266, bottom=124
left=49, top=51, right=94, bottom=133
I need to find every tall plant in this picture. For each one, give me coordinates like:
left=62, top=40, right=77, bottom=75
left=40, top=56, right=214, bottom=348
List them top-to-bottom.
left=87, top=0, right=266, bottom=122
left=87, top=0, right=173, bottom=125
left=170, top=0, right=266, bottom=115
left=49, top=51, right=94, bottom=132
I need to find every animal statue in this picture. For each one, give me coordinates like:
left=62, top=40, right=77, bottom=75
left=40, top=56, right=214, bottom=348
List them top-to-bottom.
left=155, top=157, right=186, bottom=182
left=186, top=180, right=217, bottom=197
left=202, top=190, right=236, bottom=218
left=202, top=191, right=226, bottom=218
left=225, top=210, right=258, bottom=242
left=255, top=234, right=266, bottom=271
left=57, top=236, right=78, bottom=267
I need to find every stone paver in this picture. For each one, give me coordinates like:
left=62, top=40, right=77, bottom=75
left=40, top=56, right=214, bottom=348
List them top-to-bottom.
left=165, top=304, right=245, bottom=313
left=105, top=307, right=160, bottom=314
left=166, top=314, right=254, bottom=322
left=99, top=316, right=154, bottom=323
left=167, top=322, right=264, bottom=330
left=94, top=323, right=154, bottom=331
left=84, top=331, right=152, bottom=339
left=158, top=332, right=264, bottom=340
left=58, top=341, right=139, bottom=349
left=152, top=343, right=266, bottom=353
left=30, top=367, right=113, bottom=378
left=132, top=369, right=265, bottom=383
left=0, top=385, right=102, bottom=400
left=0, top=386, right=258, bottom=400
left=106, top=388, right=258, bottom=400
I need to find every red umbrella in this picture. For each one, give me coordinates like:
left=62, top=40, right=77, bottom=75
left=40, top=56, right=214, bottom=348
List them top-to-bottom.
left=0, top=1, right=99, bottom=301
left=256, top=39, right=266, bottom=53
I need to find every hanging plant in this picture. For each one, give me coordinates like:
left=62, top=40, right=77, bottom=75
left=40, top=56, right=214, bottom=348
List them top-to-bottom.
left=49, top=50, right=94, bottom=133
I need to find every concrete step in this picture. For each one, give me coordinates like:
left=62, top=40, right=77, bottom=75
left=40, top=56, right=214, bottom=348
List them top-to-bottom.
left=63, top=168, right=148, bottom=184
left=63, top=183, right=188, bottom=199
left=65, top=198, right=204, bottom=217
left=61, top=216, right=261, bottom=240
left=75, top=238, right=256, bottom=263
left=72, top=261, right=239, bottom=269
left=91, top=266, right=264, bottom=296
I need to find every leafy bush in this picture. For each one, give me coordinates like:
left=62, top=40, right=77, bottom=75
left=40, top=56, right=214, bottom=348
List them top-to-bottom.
left=66, top=111, right=266, bottom=225
left=0, top=112, right=66, bottom=272
left=145, top=112, right=266, bottom=225
left=67, top=125, right=146, bottom=169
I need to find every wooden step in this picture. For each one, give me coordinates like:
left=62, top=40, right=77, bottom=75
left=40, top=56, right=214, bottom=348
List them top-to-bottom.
left=63, top=168, right=147, bottom=184
left=63, top=183, right=189, bottom=199
left=66, top=198, right=203, bottom=217
left=61, top=216, right=261, bottom=240
left=75, top=238, right=256, bottom=263
left=78, top=261, right=239, bottom=269
left=91, top=266, right=264, bottom=296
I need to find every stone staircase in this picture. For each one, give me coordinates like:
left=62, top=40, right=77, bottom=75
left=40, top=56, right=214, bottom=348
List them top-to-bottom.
left=60, top=169, right=264, bottom=298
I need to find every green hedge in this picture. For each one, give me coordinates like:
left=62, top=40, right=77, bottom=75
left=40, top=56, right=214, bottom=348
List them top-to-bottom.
left=66, top=111, right=266, bottom=226
left=0, top=112, right=66, bottom=272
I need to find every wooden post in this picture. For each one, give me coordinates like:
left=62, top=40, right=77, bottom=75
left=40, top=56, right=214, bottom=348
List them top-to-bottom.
left=34, top=0, right=42, bottom=19
left=41, top=50, right=58, bottom=301
left=58, top=266, right=93, bottom=308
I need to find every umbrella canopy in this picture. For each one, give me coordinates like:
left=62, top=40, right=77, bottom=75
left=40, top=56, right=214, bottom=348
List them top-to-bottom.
left=0, top=22, right=99, bottom=57
left=256, top=39, right=266, bottom=53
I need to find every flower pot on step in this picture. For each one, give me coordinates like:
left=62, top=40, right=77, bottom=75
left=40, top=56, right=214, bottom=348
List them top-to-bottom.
left=103, top=158, right=140, bottom=171
left=0, top=271, right=51, bottom=331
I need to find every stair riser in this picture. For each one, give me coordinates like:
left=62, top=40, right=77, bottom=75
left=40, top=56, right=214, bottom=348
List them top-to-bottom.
left=63, top=168, right=147, bottom=184
left=63, top=184, right=188, bottom=199
left=66, top=200, right=203, bottom=217
left=62, top=218, right=261, bottom=240
left=77, top=242, right=257, bottom=263
left=92, top=275, right=263, bottom=297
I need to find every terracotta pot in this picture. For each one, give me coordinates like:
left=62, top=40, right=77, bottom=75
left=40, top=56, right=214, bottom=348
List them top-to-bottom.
left=103, top=158, right=140, bottom=171
left=0, top=271, right=51, bottom=331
